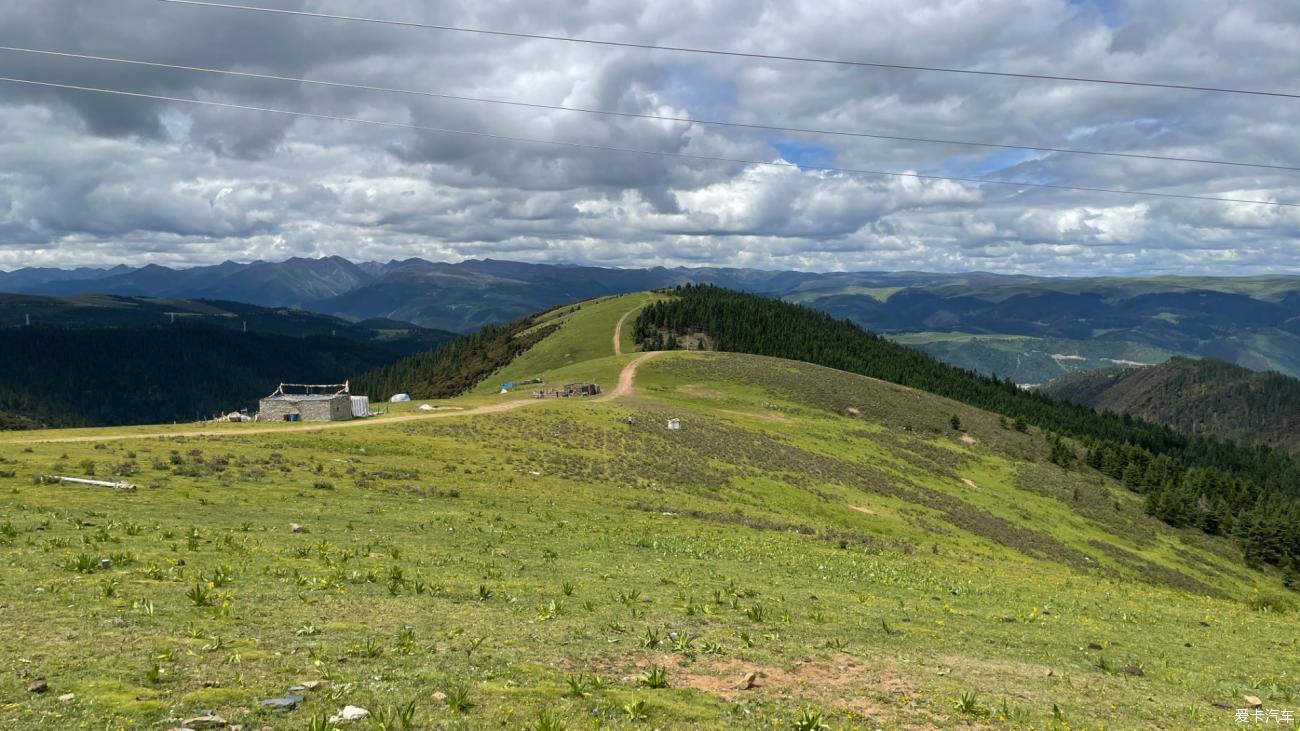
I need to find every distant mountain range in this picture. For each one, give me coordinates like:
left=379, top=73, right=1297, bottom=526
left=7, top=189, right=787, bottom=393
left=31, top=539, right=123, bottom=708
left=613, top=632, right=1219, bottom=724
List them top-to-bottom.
left=5, top=258, right=1300, bottom=380
left=0, top=293, right=454, bottom=356
left=1042, top=357, right=1300, bottom=453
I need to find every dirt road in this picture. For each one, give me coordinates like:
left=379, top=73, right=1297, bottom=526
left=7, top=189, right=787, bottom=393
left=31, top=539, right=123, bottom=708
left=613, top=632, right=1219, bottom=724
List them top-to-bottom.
left=612, top=308, right=635, bottom=356
left=604, top=351, right=661, bottom=400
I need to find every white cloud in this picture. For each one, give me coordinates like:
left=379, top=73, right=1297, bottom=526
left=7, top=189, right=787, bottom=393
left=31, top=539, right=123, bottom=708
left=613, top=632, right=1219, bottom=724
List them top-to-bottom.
left=0, top=0, right=1298, bottom=274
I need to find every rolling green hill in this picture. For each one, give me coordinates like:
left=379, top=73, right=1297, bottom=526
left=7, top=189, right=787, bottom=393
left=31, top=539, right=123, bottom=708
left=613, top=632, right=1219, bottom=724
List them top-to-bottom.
left=634, top=285, right=1300, bottom=570
left=0, top=292, right=1295, bottom=730
left=1043, top=358, right=1300, bottom=453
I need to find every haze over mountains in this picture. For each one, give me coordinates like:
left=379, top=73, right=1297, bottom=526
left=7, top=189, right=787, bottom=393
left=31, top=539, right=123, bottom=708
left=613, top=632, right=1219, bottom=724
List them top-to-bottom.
left=8, top=257, right=1300, bottom=382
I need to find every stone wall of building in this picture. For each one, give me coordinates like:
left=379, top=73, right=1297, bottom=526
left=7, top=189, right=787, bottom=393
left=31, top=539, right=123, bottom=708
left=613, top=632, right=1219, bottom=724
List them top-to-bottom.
left=258, top=395, right=353, bottom=422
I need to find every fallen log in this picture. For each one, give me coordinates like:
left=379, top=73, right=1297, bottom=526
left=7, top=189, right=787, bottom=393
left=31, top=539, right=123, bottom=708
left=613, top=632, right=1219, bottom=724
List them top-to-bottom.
left=41, top=475, right=137, bottom=492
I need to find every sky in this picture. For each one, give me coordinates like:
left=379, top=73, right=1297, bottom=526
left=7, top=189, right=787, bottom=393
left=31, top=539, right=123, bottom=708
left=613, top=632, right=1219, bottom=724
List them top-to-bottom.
left=1, top=0, right=1299, bottom=275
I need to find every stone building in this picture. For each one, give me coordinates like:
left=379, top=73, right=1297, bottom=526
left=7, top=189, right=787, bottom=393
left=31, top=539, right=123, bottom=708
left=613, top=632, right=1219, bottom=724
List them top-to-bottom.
left=258, top=383, right=353, bottom=422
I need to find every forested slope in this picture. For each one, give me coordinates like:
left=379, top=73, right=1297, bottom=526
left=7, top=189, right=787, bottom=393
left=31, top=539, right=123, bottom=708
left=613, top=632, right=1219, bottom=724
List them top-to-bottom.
left=350, top=317, right=559, bottom=400
left=0, top=325, right=396, bottom=428
left=1044, top=358, right=1300, bottom=452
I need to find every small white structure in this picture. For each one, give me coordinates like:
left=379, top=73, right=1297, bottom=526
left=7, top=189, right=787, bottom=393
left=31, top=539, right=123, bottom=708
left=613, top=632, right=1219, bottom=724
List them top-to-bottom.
left=389, top=393, right=411, bottom=403
left=350, top=395, right=371, bottom=417
left=418, top=404, right=436, bottom=412
left=667, top=418, right=681, bottom=431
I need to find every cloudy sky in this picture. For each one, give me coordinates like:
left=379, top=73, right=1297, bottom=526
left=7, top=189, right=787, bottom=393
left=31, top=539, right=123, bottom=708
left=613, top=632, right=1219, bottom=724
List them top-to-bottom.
left=1, top=0, right=1299, bottom=274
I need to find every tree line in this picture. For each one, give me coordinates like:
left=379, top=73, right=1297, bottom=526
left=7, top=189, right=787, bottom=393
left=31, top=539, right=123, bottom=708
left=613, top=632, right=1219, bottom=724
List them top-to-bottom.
left=351, top=317, right=558, bottom=400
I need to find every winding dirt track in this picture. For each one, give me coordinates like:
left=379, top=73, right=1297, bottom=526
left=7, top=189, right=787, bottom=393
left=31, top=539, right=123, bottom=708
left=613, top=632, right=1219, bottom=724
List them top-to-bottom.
left=612, top=307, right=636, bottom=356
left=9, top=316, right=662, bottom=445
left=604, top=351, right=661, bottom=400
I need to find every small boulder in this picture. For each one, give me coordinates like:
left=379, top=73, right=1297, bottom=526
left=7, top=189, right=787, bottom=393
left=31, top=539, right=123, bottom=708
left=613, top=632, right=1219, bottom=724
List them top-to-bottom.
left=290, top=523, right=305, bottom=534
left=99, top=558, right=113, bottom=570
left=1086, top=642, right=1103, bottom=650
left=739, top=671, right=758, bottom=690
left=27, top=680, right=48, bottom=694
left=300, top=680, right=330, bottom=691
left=58, top=693, right=75, bottom=702
left=260, top=695, right=303, bottom=712
left=1244, top=695, right=1263, bottom=709
left=328, top=706, right=370, bottom=724
left=182, top=716, right=228, bottom=729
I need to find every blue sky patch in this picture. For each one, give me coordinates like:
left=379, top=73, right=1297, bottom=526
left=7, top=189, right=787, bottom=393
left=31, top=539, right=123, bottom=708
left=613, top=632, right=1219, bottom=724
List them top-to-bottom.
left=1067, top=0, right=1125, bottom=28
left=772, top=140, right=837, bottom=170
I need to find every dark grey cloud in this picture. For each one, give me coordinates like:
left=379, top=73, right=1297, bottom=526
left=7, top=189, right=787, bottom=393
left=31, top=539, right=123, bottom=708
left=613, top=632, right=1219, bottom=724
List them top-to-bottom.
left=0, top=0, right=1298, bottom=274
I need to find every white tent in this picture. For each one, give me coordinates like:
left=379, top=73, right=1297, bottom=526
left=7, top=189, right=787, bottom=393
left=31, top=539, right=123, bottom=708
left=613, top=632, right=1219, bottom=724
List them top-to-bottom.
left=389, top=393, right=411, bottom=403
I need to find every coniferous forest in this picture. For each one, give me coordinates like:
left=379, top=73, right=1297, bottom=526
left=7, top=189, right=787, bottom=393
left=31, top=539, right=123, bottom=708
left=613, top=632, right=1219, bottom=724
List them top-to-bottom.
left=635, top=285, right=1300, bottom=576
left=350, top=318, right=559, bottom=401
left=0, top=325, right=397, bottom=427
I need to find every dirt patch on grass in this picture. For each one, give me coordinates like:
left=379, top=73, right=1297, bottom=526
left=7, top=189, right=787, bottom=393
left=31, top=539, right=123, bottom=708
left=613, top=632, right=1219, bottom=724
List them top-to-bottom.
left=678, top=384, right=727, bottom=399
left=845, top=407, right=862, bottom=416
left=720, top=409, right=794, bottom=424
left=960, top=435, right=978, bottom=445
left=960, top=478, right=978, bottom=489
left=848, top=504, right=878, bottom=515
left=936, top=654, right=1057, bottom=699
left=677, top=656, right=946, bottom=728
left=684, top=657, right=886, bottom=701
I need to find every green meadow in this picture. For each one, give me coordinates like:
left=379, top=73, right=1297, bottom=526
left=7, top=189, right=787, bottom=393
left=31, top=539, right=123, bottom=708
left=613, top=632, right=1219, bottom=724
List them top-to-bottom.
left=0, top=294, right=1295, bottom=730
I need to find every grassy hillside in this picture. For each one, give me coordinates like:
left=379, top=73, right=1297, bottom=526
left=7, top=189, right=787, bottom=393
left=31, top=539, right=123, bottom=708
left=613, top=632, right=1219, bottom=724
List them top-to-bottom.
left=635, top=285, right=1300, bottom=571
left=1, top=293, right=1296, bottom=730
left=477, top=293, right=661, bottom=394
left=1044, top=358, right=1300, bottom=453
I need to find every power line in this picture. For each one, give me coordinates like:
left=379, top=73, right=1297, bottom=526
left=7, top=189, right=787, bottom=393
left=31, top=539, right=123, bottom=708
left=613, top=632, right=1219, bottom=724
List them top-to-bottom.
left=156, top=0, right=1300, bottom=100
left=5, top=45, right=1296, bottom=174
left=1, top=75, right=1294, bottom=208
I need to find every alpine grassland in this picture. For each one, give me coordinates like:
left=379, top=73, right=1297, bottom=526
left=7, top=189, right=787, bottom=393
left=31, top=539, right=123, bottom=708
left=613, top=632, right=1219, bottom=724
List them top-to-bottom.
left=0, top=293, right=1296, bottom=730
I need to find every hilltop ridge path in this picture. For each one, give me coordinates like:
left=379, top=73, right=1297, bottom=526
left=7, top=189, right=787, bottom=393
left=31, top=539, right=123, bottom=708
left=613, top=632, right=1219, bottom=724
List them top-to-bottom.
left=613, top=304, right=634, bottom=356
left=7, top=316, right=659, bottom=444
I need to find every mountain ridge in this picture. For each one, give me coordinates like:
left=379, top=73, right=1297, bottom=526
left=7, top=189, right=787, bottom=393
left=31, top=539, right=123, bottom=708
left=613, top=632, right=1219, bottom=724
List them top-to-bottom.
left=6, top=258, right=1300, bottom=378
left=1043, top=357, right=1300, bottom=453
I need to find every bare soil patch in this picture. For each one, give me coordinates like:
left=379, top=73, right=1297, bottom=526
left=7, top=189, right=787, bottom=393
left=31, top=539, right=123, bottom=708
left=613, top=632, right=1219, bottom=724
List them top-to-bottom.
left=719, top=409, right=794, bottom=424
